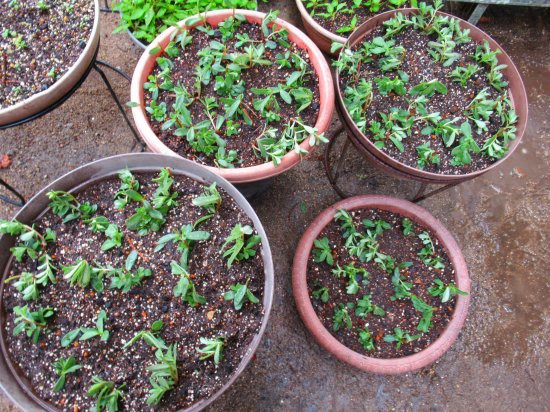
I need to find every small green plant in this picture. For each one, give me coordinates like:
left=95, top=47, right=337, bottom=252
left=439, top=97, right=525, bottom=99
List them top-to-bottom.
left=449, top=64, right=479, bottom=87
left=416, top=142, right=440, bottom=170
left=151, top=168, right=179, bottom=213
left=114, top=169, right=142, bottom=209
left=192, top=182, right=222, bottom=213
left=46, top=190, right=97, bottom=223
left=362, top=218, right=391, bottom=236
left=401, top=218, right=414, bottom=236
left=101, top=224, right=124, bottom=251
left=155, top=224, right=210, bottom=267
left=220, top=224, right=260, bottom=267
left=418, top=231, right=445, bottom=269
left=312, top=236, right=334, bottom=266
left=62, top=260, right=109, bottom=292
left=170, top=261, right=206, bottom=306
left=332, top=262, right=368, bottom=295
left=391, top=262, right=413, bottom=300
left=428, top=278, right=468, bottom=302
left=224, top=279, right=260, bottom=310
left=312, top=285, right=329, bottom=303
left=355, top=294, right=385, bottom=317
left=411, top=295, right=434, bottom=333
left=332, top=303, right=353, bottom=331
left=12, top=305, right=54, bottom=343
left=124, top=320, right=167, bottom=350
left=358, top=326, right=375, bottom=351
left=383, top=327, right=421, bottom=348
left=197, top=336, right=224, bottom=364
left=146, top=344, right=178, bottom=405
left=52, top=356, right=81, bottom=392
left=87, top=377, right=126, bottom=412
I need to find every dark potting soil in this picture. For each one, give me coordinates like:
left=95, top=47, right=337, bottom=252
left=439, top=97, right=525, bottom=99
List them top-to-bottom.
left=0, top=0, right=95, bottom=109
left=304, top=0, right=427, bottom=35
left=144, top=22, right=321, bottom=168
left=339, top=24, right=513, bottom=174
left=2, top=172, right=265, bottom=411
left=307, top=209, right=458, bottom=358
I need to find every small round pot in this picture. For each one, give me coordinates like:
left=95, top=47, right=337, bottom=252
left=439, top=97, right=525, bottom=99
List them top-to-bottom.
left=0, top=0, right=100, bottom=127
left=294, top=0, right=346, bottom=55
left=131, top=9, right=335, bottom=185
left=335, top=9, right=528, bottom=185
left=0, top=153, right=274, bottom=412
left=292, top=195, right=471, bottom=374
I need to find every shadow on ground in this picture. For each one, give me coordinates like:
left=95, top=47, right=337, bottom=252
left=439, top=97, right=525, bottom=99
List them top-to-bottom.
left=0, top=2, right=548, bottom=411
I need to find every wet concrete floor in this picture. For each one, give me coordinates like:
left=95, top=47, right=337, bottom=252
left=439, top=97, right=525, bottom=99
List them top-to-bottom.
left=0, top=2, right=548, bottom=411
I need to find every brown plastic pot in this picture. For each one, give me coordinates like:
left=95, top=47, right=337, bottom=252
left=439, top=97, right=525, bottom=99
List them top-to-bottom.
left=0, top=0, right=100, bottom=127
left=294, top=0, right=346, bottom=56
left=131, top=9, right=335, bottom=185
left=335, top=9, right=528, bottom=185
left=0, top=153, right=274, bottom=412
left=292, top=195, right=470, bottom=374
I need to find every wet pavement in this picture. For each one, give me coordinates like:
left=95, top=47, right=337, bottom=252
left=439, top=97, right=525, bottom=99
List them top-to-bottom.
left=0, top=2, right=548, bottom=411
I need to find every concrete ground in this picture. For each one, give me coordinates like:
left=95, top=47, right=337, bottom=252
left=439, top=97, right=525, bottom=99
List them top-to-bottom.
left=0, top=2, right=548, bottom=411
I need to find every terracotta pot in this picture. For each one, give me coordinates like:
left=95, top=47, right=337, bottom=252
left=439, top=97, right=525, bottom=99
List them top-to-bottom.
left=0, top=0, right=100, bottom=127
left=294, top=0, right=346, bottom=56
left=131, top=9, right=335, bottom=185
left=335, top=9, right=528, bottom=185
left=0, top=153, right=274, bottom=412
left=292, top=195, right=471, bottom=374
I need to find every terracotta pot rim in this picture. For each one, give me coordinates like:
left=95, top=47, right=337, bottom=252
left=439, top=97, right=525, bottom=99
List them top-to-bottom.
left=0, top=0, right=101, bottom=126
left=294, top=0, right=347, bottom=44
left=335, top=8, right=528, bottom=181
left=130, top=9, right=335, bottom=184
left=0, top=153, right=274, bottom=412
left=292, top=195, right=471, bottom=375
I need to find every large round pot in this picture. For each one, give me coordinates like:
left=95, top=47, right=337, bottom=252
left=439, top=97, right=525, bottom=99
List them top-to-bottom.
left=0, top=0, right=100, bottom=127
left=294, top=0, right=346, bottom=55
left=131, top=9, right=335, bottom=185
left=335, top=9, right=528, bottom=185
left=0, top=153, right=274, bottom=412
left=292, top=195, right=470, bottom=374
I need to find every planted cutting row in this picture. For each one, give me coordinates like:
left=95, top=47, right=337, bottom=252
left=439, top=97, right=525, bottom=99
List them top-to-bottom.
left=335, top=1, right=518, bottom=174
left=135, top=11, right=327, bottom=169
left=1, top=168, right=264, bottom=411
left=308, top=208, right=466, bottom=358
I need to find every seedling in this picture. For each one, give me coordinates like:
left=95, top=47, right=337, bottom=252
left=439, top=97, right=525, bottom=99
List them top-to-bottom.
left=449, top=64, right=479, bottom=87
left=416, top=142, right=440, bottom=170
left=152, top=168, right=178, bottom=213
left=114, top=169, right=142, bottom=209
left=192, top=182, right=222, bottom=213
left=46, top=190, right=97, bottom=223
left=126, top=201, right=165, bottom=235
left=362, top=218, right=391, bottom=236
left=401, top=218, right=414, bottom=236
left=101, top=224, right=123, bottom=251
left=155, top=224, right=210, bottom=267
left=220, top=224, right=260, bottom=267
left=418, top=231, right=445, bottom=269
left=312, top=237, right=334, bottom=266
left=62, top=260, right=109, bottom=292
left=170, top=261, right=206, bottom=307
left=391, top=262, right=413, bottom=300
left=332, top=263, right=368, bottom=295
left=109, top=266, right=152, bottom=293
left=428, top=278, right=468, bottom=302
left=224, top=279, right=260, bottom=310
left=312, top=286, right=329, bottom=303
left=355, top=294, right=385, bottom=317
left=411, top=295, right=434, bottom=333
left=332, top=303, right=353, bottom=331
left=12, top=305, right=54, bottom=343
left=124, top=320, right=167, bottom=351
left=358, top=326, right=375, bottom=351
left=383, top=327, right=421, bottom=348
left=197, top=336, right=224, bottom=364
left=146, top=344, right=178, bottom=405
left=52, top=356, right=81, bottom=392
left=87, top=377, right=126, bottom=412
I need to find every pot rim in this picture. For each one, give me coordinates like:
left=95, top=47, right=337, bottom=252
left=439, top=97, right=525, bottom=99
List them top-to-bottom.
left=0, top=0, right=101, bottom=126
left=294, top=0, right=347, bottom=45
left=335, top=8, right=528, bottom=181
left=130, top=9, right=335, bottom=184
left=0, top=153, right=274, bottom=412
left=292, top=195, right=471, bottom=375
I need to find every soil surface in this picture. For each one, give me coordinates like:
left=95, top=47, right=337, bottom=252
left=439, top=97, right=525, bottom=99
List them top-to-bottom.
left=0, top=0, right=95, bottom=109
left=0, top=3, right=548, bottom=411
left=145, top=20, right=320, bottom=168
left=339, top=20, right=513, bottom=174
left=1, top=172, right=265, bottom=411
left=307, top=209, right=456, bottom=358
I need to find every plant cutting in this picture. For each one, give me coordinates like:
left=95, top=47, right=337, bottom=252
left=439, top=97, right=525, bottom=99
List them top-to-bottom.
left=0, top=0, right=100, bottom=126
left=114, top=0, right=260, bottom=48
left=295, top=0, right=423, bottom=54
left=334, top=2, right=527, bottom=183
left=131, top=9, right=334, bottom=185
left=0, top=153, right=274, bottom=411
left=292, top=195, right=470, bottom=374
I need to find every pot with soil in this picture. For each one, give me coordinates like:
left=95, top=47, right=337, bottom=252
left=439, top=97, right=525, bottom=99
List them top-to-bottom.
left=0, top=0, right=100, bottom=127
left=114, top=0, right=259, bottom=49
left=334, top=2, right=527, bottom=185
left=130, top=9, right=334, bottom=195
left=0, top=153, right=274, bottom=411
left=292, top=195, right=470, bottom=374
